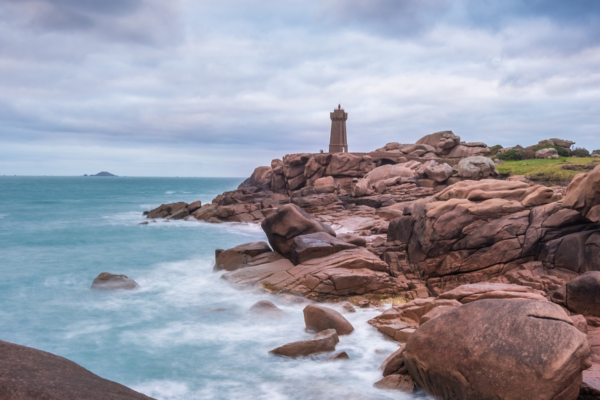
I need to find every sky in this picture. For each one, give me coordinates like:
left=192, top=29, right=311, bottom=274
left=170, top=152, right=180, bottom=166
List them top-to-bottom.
left=1, top=0, right=599, bottom=177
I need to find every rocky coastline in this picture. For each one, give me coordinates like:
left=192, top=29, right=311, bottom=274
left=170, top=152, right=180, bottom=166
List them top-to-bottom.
left=143, top=131, right=600, bottom=399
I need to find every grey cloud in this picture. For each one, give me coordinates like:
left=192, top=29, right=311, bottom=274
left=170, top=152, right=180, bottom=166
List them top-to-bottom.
left=0, top=0, right=599, bottom=176
left=2, top=0, right=182, bottom=46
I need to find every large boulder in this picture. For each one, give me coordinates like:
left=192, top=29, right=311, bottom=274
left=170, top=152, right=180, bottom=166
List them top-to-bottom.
left=416, top=131, right=461, bottom=154
left=447, top=143, right=490, bottom=158
left=536, top=148, right=559, bottom=159
left=325, top=153, right=374, bottom=177
left=457, top=156, right=498, bottom=180
left=423, top=161, right=453, bottom=183
left=364, top=164, right=415, bottom=183
left=563, top=165, right=600, bottom=222
left=238, top=166, right=273, bottom=190
left=261, top=204, right=336, bottom=257
left=290, top=232, right=355, bottom=265
left=214, top=241, right=272, bottom=271
left=566, top=272, right=600, bottom=317
left=91, top=273, right=139, bottom=290
left=403, top=299, right=591, bottom=400
left=303, top=304, right=354, bottom=335
left=269, top=329, right=339, bottom=357
left=0, top=340, right=154, bottom=400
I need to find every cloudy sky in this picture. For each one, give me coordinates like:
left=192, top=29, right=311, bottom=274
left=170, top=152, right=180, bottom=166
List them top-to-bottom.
left=1, top=0, right=599, bottom=176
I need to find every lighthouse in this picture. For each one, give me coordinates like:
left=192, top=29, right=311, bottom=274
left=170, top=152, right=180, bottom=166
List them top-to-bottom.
left=329, top=104, right=348, bottom=153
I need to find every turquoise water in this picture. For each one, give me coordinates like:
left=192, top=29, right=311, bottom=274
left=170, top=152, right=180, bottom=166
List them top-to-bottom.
left=0, top=177, right=420, bottom=400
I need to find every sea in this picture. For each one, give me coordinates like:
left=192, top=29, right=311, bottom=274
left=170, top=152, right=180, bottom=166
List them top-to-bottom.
left=0, top=176, right=426, bottom=400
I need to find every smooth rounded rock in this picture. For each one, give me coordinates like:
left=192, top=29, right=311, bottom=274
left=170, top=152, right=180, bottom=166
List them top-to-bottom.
left=566, top=271, right=600, bottom=317
left=91, top=273, right=139, bottom=290
left=403, top=299, right=591, bottom=400
left=249, top=300, right=286, bottom=318
left=303, top=304, right=354, bottom=335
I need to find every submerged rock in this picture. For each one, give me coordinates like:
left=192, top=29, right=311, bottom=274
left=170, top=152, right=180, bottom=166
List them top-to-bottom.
left=91, top=273, right=139, bottom=290
left=403, top=299, right=591, bottom=400
left=248, top=300, right=286, bottom=318
left=303, top=304, right=354, bottom=335
left=269, top=329, right=339, bottom=357
left=0, top=339, right=154, bottom=399
left=327, top=351, right=349, bottom=361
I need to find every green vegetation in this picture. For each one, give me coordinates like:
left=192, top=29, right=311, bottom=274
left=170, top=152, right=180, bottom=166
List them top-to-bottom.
left=489, top=144, right=503, bottom=155
left=572, top=147, right=590, bottom=157
left=497, top=149, right=524, bottom=161
left=496, top=157, right=600, bottom=185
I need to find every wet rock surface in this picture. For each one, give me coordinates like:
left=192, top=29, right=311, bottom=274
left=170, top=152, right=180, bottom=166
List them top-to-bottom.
left=91, top=273, right=139, bottom=290
left=303, top=304, right=354, bottom=335
left=269, top=329, right=339, bottom=358
left=0, top=339, right=155, bottom=400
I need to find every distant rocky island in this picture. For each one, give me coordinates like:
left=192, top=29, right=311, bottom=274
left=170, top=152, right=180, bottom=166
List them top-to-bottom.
left=86, top=172, right=117, bottom=177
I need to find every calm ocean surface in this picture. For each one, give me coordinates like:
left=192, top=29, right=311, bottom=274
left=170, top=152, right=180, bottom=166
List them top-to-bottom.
left=0, top=176, right=422, bottom=400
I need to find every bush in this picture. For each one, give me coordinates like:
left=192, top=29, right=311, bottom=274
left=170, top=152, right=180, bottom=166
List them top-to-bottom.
left=489, top=145, right=503, bottom=155
left=571, top=147, right=590, bottom=157
left=497, top=149, right=524, bottom=161
left=593, top=149, right=600, bottom=155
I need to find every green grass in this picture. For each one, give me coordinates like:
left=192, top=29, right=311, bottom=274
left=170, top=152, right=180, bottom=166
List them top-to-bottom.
left=496, top=157, right=600, bottom=185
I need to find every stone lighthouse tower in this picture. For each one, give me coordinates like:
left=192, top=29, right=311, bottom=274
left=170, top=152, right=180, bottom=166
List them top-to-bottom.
left=329, top=105, right=348, bottom=153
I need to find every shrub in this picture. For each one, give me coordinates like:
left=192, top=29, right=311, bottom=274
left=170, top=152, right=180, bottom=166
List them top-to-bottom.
left=489, top=145, right=503, bottom=155
left=571, top=147, right=590, bottom=157
left=497, top=149, right=524, bottom=161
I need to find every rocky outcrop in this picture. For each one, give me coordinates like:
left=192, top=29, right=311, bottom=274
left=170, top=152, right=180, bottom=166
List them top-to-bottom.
left=415, top=131, right=460, bottom=154
left=446, top=142, right=491, bottom=158
left=536, top=148, right=560, bottom=159
left=325, top=153, right=374, bottom=178
left=457, top=156, right=498, bottom=179
left=563, top=165, right=600, bottom=223
left=239, top=166, right=273, bottom=190
left=383, top=179, right=597, bottom=295
left=146, top=201, right=201, bottom=220
left=261, top=204, right=336, bottom=257
left=290, top=232, right=355, bottom=265
left=214, top=242, right=272, bottom=271
left=223, top=247, right=402, bottom=300
left=91, top=273, right=139, bottom=290
left=437, top=282, right=548, bottom=303
left=369, top=298, right=461, bottom=341
left=403, top=299, right=591, bottom=400
left=303, top=304, right=354, bottom=335
left=269, top=329, right=339, bottom=357
left=0, top=339, right=154, bottom=400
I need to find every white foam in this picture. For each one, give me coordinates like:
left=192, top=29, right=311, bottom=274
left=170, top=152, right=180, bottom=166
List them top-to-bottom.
left=0, top=214, right=7, bottom=219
